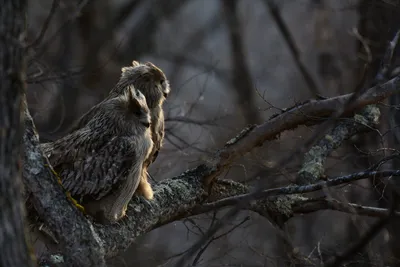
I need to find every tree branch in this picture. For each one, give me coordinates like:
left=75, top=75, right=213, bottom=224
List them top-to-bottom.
left=262, top=0, right=322, bottom=96
left=24, top=74, right=400, bottom=263
left=203, top=74, right=400, bottom=186
left=23, top=101, right=106, bottom=266
left=297, top=105, right=380, bottom=184
left=199, top=170, right=400, bottom=213
left=292, top=197, right=400, bottom=218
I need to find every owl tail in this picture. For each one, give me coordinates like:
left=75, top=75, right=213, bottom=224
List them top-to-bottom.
left=109, top=161, right=142, bottom=221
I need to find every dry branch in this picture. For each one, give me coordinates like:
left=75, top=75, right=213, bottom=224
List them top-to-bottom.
left=23, top=74, right=400, bottom=265
left=203, top=75, right=400, bottom=186
left=23, top=103, right=106, bottom=266
left=297, top=105, right=380, bottom=184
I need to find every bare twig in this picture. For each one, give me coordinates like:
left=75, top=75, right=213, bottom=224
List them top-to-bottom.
left=26, top=0, right=59, bottom=49
left=32, top=0, right=90, bottom=59
left=222, top=0, right=262, bottom=124
left=262, top=0, right=322, bottom=96
left=272, top=28, right=400, bottom=188
left=375, top=29, right=400, bottom=84
left=202, top=74, right=400, bottom=187
left=175, top=75, right=400, bottom=266
left=165, top=116, right=228, bottom=127
left=199, top=170, right=400, bottom=213
left=293, top=197, right=400, bottom=218
left=323, top=198, right=396, bottom=267
left=191, top=216, right=250, bottom=266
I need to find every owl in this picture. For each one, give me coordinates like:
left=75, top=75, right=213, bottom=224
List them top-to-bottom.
left=68, top=61, right=170, bottom=200
left=41, top=86, right=153, bottom=223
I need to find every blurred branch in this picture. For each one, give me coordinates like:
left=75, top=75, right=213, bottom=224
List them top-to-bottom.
left=26, top=0, right=60, bottom=49
left=32, top=0, right=90, bottom=60
left=113, top=0, right=144, bottom=27
left=114, top=0, right=189, bottom=62
left=222, top=0, right=262, bottom=124
left=262, top=0, right=322, bottom=97
left=42, top=10, right=80, bottom=135
left=164, top=14, right=223, bottom=87
left=156, top=53, right=230, bottom=82
left=166, top=115, right=229, bottom=128
left=292, top=197, right=400, bottom=218
left=323, top=200, right=395, bottom=267
left=191, top=216, right=250, bottom=266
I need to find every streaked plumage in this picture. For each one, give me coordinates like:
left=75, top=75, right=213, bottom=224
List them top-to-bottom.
left=68, top=61, right=170, bottom=199
left=41, top=86, right=153, bottom=223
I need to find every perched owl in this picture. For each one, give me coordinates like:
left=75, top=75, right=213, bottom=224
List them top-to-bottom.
left=68, top=61, right=170, bottom=200
left=41, top=86, right=154, bottom=223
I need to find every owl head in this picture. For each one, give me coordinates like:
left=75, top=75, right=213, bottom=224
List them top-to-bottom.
left=112, top=60, right=170, bottom=108
left=90, top=85, right=151, bottom=135
left=123, top=85, right=151, bottom=128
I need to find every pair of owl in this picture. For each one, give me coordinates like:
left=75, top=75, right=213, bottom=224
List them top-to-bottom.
left=40, top=61, right=170, bottom=224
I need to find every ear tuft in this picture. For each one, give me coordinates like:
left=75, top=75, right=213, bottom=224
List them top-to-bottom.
left=132, top=60, right=140, bottom=67
left=145, top=62, right=164, bottom=81
left=121, top=67, right=129, bottom=73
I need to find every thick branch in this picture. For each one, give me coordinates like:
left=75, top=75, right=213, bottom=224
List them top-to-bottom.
left=25, top=75, right=400, bottom=261
left=203, top=75, right=400, bottom=186
left=23, top=105, right=105, bottom=267
left=297, top=105, right=380, bottom=184
left=92, top=170, right=400, bottom=257
left=200, top=170, right=400, bottom=212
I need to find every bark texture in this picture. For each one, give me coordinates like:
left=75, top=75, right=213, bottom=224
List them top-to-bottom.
left=0, top=0, right=34, bottom=266
left=22, top=71, right=400, bottom=265
left=23, top=109, right=106, bottom=267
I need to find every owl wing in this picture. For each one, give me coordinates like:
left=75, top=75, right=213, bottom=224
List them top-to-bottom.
left=67, top=104, right=103, bottom=133
left=42, top=133, right=138, bottom=200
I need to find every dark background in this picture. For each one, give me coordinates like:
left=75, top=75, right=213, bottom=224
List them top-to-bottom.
left=25, top=0, right=400, bottom=266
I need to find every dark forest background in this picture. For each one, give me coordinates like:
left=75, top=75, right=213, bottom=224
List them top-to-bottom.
left=23, top=0, right=400, bottom=266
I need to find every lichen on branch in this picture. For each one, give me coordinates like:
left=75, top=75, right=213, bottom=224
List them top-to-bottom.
left=297, top=105, right=381, bottom=184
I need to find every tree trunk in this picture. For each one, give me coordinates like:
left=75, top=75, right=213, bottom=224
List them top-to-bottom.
left=0, top=0, right=34, bottom=266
